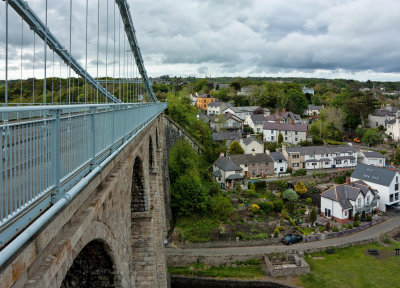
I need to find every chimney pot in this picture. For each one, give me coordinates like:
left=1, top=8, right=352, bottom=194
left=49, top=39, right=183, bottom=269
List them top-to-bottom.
left=291, top=118, right=294, bottom=125
left=251, top=148, right=256, bottom=156
left=265, top=149, right=270, bottom=155
left=220, top=152, right=225, bottom=157
left=346, top=176, right=350, bottom=184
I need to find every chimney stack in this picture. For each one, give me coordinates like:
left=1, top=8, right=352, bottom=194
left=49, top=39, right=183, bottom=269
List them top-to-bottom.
left=276, top=108, right=279, bottom=116
left=277, top=117, right=280, bottom=125
left=291, top=118, right=294, bottom=126
left=251, top=148, right=256, bottom=156
left=265, top=149, right=270, bottom=155
left=220, top=152, right=225, bottom=157
left=346, top=176, right=350, bottom=184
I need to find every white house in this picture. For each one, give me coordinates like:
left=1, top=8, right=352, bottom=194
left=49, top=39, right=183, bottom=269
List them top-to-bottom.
left=207, top=102, right=232, bottom=116
left=304, top=104, right=323, bottom=116
left=369, top=105, right=398, bottom=129
left=244, top=114, right=268, bottom=133
left=385, top=118, right=400, bottom=141
left=263, top=120, right=308, bottom=145
left=239, top=137, right=264, bottom=154
left=268, top=151, right=288, bottom=175
left=358, top=151, right=385, bottom=167
left=213, top=156, right=244, bottom=189
left=351, top=163, right=400, bottom=212
left=320, top=180, right=379, bottom=223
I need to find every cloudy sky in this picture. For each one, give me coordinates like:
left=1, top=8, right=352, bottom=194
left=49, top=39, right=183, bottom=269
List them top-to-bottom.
left=1, top=0, right=400, bottom=81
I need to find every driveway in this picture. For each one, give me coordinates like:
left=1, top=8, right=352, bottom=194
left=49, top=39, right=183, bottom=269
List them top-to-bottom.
left=166, top=215, right=400, bottom=257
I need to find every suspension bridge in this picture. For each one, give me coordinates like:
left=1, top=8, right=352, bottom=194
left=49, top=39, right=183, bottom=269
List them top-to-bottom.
left=0, top=1, right=170, bottom=287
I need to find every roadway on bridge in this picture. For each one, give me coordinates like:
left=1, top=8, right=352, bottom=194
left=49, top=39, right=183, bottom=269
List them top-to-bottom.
left=166, top=214, right=400, bottom=257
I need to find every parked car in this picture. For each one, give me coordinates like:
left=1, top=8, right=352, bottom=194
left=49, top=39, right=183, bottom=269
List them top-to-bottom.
left=391, top=203, right=400, bottom=211
left=281, top=234, right=302, bottom=245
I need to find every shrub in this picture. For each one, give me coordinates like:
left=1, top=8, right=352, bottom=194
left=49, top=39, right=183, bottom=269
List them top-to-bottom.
left=292, top=169, right=307, bottom=177
left=333, top=175, right=346, bottom=184
left=273, top=180, right=287, bottom=192
left=254, top=181, right=267, bottom=191
left=294, top=181, right=308, bottom=194
left=250, top=183, right=256, bottom=190
left=246, top=189, right=257, bottom=198
left=282, top=189, right=299, bottom=201
left=209, top=195, right=234, bottom=221
left=305, top=198, right=313, bottom=205
left=272, top=199, right=284, bottom=212
left=257, top=201, right=274, bottom=214
left=250, top=204, right=260, bottom=213
left=309, top=207, right=317, bottom=224
left=361, top=211, right=366, bottom=221
left=354, top=212, right=359, bottom=222
left=367, top=215, right=373, bottom=222
left=325, top=221, right=331, bottom=231
left=353, top=221, right=360, bottom=227
left=341, top=224, right=347, bottom=229
left=348, top=224, right=353, bottom=229
left=319, top=226, right=325, bottom=232
left=332, top=226, right=339, bottom=232
left=274, top=228, right=280, bottom=237
left=381, top=234, right=392, bottom=244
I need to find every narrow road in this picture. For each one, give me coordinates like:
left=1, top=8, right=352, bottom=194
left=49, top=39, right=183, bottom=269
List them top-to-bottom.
left=166, top=215, right=400, bottom=256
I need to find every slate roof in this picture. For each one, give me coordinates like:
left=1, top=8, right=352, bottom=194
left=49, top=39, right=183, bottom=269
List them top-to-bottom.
left=208, top=102, right=232, bottom=108
left=307, top=104, right=323, bottom=111
left=372, top=109, right=396, bottom=117
left=197, top=112, right=209, bottom=123
left=223, top=112, right=242, bottom=122
left=250, top=114, right=268, bottom=124
left=263, top=122, right=308, bottom=132
left=212, top=132, right=242, bottom=142
left=242, top=137, right=263, bottom=146
left=285, top=145, right=356, bottom=155
left=362, top=151, right=385, bottom=158
left=268, top=152, right=286, bottom=162
left=230, top=153, right=273, bottom=165
left=214, top=156, right=242, bottom=172
left=351, top=163, right=398, bottom=187
left=212, top=170, right=222, bottom=177
left=226, top=173, right=244, bottom=180
left=321, top=180, right=376, bottom=209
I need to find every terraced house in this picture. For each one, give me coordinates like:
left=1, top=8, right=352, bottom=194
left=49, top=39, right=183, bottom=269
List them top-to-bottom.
left=282, top=145, right=357, bottom=170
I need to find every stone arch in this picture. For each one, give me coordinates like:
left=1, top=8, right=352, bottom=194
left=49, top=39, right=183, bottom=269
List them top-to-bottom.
left=149, top=136, right=155, bottom=167
left=132, top=156, right=146, bottom=212
left=61, top=239, right=118, bottom=288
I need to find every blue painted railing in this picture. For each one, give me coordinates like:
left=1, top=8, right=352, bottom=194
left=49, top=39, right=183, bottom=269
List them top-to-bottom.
left=0, top=102, right=167, bottom=248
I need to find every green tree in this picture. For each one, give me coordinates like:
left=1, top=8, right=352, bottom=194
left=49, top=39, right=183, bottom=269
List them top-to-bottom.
left=286, top=88, right=308, bottom=115
left=363, top=129, right=382, bottom=146
left=278, top=133, right=283, bottom=144
left=228, top=141, right=244, bottom=155
left=282, top=189, right=299, bottom=201
left=272, top=199, right=284, bottom=212
left=309, top=207, right=317, bottom=225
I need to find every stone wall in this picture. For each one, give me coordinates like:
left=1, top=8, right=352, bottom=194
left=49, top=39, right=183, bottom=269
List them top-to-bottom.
left=167, top=254, right=265, bottom=267
left=264, top=255, right=310, bottom=277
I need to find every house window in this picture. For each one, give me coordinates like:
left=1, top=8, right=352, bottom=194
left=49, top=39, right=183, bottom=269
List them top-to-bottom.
left=285, top=131, right=288, bottom=135
left=271, top=136, right=274, bottom=140
left=285, top=137, right=288, bottom=141
left=295, top=138, right=298, bottom=141
left=379, top=159, right=382, bottom=163
left=336, top=160, right=342, bottom=164
left=350, top=160, right=355, bottom=164
left=325, top=162, right=329, bottom=165
left=293, top=163, right=299, bottom=167
left=280, top=167, right=284, bottom=171
left=252, top=171, right=256, bottom=176
left=397, top=176, right=398, bottom=183
left=396, top=183, right=399, bottom=191
left=396, top=193, right=399, bottom=201
left=390, top=194, right=394, bottom=202
left=366, top=196, right=370, bottom=205
left=358, top=198, right=361, bottom=208
left=325, top=209, right=331, bottom=217
left=344, top=211, right=348, bottom=217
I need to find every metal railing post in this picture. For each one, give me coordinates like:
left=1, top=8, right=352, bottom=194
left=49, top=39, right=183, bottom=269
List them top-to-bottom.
left=90, top=107, right=96, bottom=169
left=51, top=109, right=61, bottom=203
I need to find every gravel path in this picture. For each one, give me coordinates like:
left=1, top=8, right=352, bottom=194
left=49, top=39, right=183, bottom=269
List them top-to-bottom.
left=166, top=215, right=400, bottom=256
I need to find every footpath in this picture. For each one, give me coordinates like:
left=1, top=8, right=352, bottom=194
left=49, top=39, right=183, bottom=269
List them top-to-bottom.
left=166, top=215, right=400, bottom=257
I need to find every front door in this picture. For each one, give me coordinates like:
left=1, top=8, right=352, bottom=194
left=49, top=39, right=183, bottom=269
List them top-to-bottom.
left=245, top=171, right=248, bottom=179
left=348, top=209, right=353, bottom=220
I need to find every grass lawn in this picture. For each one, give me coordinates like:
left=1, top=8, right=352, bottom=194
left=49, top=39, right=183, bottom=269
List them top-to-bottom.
left=174, top=216, right=218, bottom=242
left=299, top=242, right=400, bottom=288
left=168, top=259, right=264, bottom=279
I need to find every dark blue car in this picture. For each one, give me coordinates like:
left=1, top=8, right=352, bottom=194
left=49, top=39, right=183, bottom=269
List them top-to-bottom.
left=281, top=234, right=302, bottom=245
